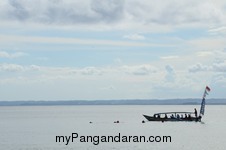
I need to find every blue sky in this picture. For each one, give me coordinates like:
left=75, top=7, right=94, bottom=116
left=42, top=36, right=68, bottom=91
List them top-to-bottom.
left=0, top=0, right=226, bottom=100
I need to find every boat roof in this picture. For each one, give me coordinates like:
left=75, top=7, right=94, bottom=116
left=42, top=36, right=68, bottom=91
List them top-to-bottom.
left=154, top=112, right=195, bottom=115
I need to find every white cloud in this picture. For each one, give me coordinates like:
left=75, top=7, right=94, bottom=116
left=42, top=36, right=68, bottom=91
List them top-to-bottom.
left=0, top=0, right=226, bottom=30
left=0, top=0, right=125, bottom=25
left=1, top=0, right=226, bottom=100
left=91, top=0, right=125, bottom=23
left=128, top=0, right=225, bottom=27
left=208, top=26, right=226, bottom=35
left=123, top=33, right=145, bottom=40
left=0, top=34, right=156, bottom=47
left=188, top=37, right=226, bottom=50
left=0, top=51, right=27, bottom=58
left=195, top=51, right=214, bottom=57
left=160, top=55, right=179, bottom=60
left=114, top=58, right=122, bottom=64
left=0, top=61, right=224, bottom=100
left=188, top=61, right=226, bottom=73
left=212, top=61, right=226, bottom=72
left=0, top=63, right=24, bottom=72
left=0, top=63, right=42, bottom=72
left=0, top=63, right=157, bottom=81
left=0, top=63, right=159, bottom=82
left=188, top=63, right=210, bottom=73
left=122, top=64, right=157, bottom=75
left=164, top=65, right=175, bottom=82
left=165, top=65, right=174, bottom=73
left=80, top=67, right=103, bottom=75
left=212, top=74, right=226, bottom=85
left=100, top=85, right=116, bottom=91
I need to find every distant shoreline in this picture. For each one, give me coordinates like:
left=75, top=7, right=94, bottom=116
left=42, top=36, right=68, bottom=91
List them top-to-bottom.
left=0, top=99, right=226, bottom=106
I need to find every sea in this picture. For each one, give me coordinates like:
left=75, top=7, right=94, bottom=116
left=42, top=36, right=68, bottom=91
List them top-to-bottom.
left=0, top=105, right=226, bottom=150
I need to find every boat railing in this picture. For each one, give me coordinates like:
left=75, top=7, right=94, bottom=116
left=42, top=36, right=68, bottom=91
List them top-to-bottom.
left=154, top=112, right=195, bottom=115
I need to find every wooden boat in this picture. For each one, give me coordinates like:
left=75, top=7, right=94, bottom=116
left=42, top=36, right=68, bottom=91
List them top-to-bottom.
left=143, top=86, right=210, bottom=122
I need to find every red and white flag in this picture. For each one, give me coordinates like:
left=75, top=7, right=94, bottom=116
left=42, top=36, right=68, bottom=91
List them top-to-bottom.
left=206, top=86, right=211, bottom=92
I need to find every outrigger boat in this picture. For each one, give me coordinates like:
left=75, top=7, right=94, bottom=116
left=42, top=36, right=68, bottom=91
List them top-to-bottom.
left=143, top=86, right=211, bottom=122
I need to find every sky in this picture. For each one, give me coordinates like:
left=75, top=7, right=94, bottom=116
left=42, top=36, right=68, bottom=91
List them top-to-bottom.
left=0, top=0, right=226, bottom=101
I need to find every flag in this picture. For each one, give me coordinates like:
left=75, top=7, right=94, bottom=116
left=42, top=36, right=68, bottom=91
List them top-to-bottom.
left=200, top=86, right=210, bottom=116
left=206, top=86, right=211, bottom=92
left=200, top=98, right=206, bottom=116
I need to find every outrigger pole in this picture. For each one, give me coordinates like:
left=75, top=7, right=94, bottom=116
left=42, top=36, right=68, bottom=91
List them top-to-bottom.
left=199, top=86, right=211, bottom=117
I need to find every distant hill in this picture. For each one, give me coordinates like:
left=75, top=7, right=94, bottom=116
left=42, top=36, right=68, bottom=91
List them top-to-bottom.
left=0, top=99, right=226, bottom=106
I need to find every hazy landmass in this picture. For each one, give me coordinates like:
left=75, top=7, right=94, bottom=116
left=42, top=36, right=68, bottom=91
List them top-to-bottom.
left=0, top=99, right=226, bottom=106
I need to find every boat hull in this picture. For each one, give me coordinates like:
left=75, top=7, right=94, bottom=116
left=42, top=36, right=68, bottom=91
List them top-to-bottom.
left=143, top=114, right=201, bottom=122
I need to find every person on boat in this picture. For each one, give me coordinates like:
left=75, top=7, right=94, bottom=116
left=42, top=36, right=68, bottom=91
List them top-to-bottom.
left=194, top=108, right=197, bottom=118
left=164, top=114, right=168, bottom=119
left=170, top=114, right=174, bottom=119
left=188, top=114, right=191, bottom=120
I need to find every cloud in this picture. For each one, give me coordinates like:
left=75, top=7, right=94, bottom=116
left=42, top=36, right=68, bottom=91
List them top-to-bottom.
left=0, top=0, right=225, bottom=30
left=0, top=0, right=125, bottom=25
left=8, top=0, right=30, bottom=21
left=91, top=0, right=125, bottom=23
left=125, top=0, right=226, bottom=27
left=208, top=26, right=226, bottom=35
left=123, top=33, right=145, bottom=40
left=0, top=34, right=156, bottom=47
left=188, top=37, right=226, bottom=50
left=192, top=50, right=226, bottom=66
left=0, top=51, right=27, bottom=58
left=195, top=51, right=214, bottom=57
left=160, top=55, right=179, bottom=60
left=114, top=58, right=122, bottom=64
left=0, top=61, right=225, bottom=99
left=188, top=61, right=226, bottom=73
left=212, top=61, right=226, bottom=72
left=0, top=63, right=24, bottom=72
left=0, top=63, right=42, bottom=73
left=0, top=63, right=159, bottom=81
left=0, top=63, right=157, bottom=77
left=188, top=63, right=210, bottom=73
left=122, top=64, right=157, bottom=75
left=165, top=65, right=175, bottom=82
left=165, top=65, right=174, bottom=73
left=80, top=67, right=103, bottom=75
left=212, top=74, right=226, bottom=85
left=101, top=85, right=116, bottom=91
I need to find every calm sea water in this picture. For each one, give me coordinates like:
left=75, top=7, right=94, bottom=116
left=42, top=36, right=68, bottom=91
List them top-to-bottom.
left=0, top=105, right=226, bottom=150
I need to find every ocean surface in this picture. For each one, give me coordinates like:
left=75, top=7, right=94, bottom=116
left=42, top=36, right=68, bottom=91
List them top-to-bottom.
left=1, top=105, right=226, bottom=150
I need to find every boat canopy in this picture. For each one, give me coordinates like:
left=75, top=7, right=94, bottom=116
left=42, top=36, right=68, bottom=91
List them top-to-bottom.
left=154, top=112, right=194, bottom=115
